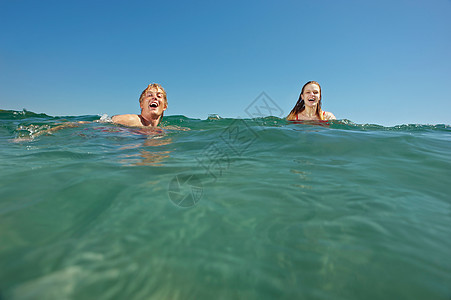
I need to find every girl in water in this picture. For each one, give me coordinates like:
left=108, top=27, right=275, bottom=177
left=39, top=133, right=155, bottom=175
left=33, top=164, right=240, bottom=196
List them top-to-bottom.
left=287, top=81, right=336, bottom=121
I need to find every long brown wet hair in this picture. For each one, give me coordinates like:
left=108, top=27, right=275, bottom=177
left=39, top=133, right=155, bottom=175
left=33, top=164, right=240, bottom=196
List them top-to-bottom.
left=287, top=81, right=323, bottom=120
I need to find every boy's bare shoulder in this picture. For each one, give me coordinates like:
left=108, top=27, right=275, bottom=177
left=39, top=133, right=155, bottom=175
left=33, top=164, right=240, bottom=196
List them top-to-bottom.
left=112, top=114, right=141, bottom=126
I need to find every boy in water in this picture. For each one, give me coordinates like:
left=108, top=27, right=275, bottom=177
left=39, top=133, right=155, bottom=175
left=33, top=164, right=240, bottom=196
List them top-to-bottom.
left=112, top=83, right=168, bottom=127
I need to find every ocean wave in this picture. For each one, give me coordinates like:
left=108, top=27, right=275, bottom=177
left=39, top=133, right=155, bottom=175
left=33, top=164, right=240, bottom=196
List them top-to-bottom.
left=1, top=108, right=450, bottom=299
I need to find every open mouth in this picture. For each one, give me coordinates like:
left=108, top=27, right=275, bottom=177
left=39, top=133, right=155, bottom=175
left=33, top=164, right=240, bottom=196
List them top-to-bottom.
left=308, top=98, right=316, bottom=103
left=149, top=101, right=159, bottom=108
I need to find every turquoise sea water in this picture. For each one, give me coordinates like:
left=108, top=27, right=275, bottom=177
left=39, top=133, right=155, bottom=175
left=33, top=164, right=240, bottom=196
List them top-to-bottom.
left=1, top=109, right=450, bottom=300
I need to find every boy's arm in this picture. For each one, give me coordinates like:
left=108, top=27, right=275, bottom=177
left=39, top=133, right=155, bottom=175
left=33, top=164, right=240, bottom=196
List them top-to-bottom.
left=111, top=114, right=140, bottom=126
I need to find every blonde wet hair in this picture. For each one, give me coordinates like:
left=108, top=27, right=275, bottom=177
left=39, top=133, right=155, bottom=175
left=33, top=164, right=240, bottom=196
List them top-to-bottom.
left=139, top=83, right=167, bottom=106
left=139, top=83, right=168, bottom=124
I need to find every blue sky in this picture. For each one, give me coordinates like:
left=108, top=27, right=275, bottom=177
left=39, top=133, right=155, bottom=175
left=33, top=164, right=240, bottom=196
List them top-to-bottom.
left=1, top=0, right=450, bottom=126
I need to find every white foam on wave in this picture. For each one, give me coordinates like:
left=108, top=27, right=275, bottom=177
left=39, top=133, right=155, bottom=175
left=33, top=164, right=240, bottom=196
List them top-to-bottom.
left=98, top=113, right=113, bottom=123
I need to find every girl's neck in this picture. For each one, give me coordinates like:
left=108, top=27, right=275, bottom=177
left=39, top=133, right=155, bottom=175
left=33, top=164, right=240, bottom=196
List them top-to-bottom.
left=302, top=105, right=318, bottom=118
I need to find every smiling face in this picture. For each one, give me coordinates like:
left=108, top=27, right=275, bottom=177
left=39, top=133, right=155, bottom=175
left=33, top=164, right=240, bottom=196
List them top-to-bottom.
left=301, top=83, right=321, bottom=108
left=139, top=87, right=167, bottom=118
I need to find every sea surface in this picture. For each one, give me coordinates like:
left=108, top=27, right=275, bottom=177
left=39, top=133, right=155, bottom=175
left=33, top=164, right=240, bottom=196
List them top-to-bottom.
left=0, top=109, right=450, bottom=300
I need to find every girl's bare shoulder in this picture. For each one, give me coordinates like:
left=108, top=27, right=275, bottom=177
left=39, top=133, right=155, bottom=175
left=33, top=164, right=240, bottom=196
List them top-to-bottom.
left=323, top=111, right=336, bottom=120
